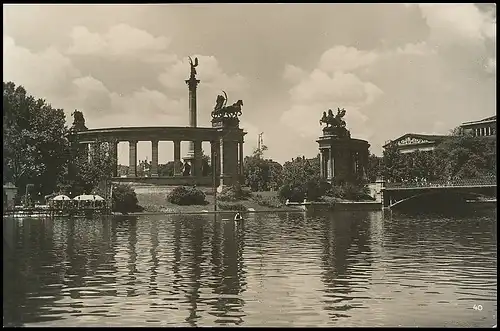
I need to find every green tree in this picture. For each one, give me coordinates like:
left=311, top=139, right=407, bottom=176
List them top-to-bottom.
left=3, top=82, right=69, bottom=196
left=382, top=142, right=406, bottom=182
left=243, top=145, right=282, bottom=191
left=366, top=153, right=382, bottom=182
left=279, top=155, right=328, bottom=201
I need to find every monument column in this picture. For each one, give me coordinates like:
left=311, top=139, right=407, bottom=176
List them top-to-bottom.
left=184, top=57, right=200, bottom=164
left=218, top=136, right=225, bottom=191
left=151, top=139, right=159, bottom=177
left=110, top=140, right=118, bottom=177
left=129, top=140, right=137, bottom=177
left=173, top=140, right=181, bottom=176
left=210, top=140, right=219, bottom=185
left=88, top=142, right=95, bottom=162
left=238, top=142, right=244, bottom=176
left=329, top=147, right=334, bottom=181
left=319, top=150, right=324, bottom=178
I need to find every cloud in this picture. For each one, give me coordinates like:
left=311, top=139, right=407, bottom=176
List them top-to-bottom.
left=415, top=4, right=496, bottom=44
left=67, top=24, right=172, bottom=62
left=3, top=35, right=81, bottom=101
left=318, top=46, right=381, bottom=73
left=283, top=64, right=307, bottom=83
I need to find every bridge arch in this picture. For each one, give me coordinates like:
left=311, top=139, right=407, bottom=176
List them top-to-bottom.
left=390, top=190, right=492, bottom=209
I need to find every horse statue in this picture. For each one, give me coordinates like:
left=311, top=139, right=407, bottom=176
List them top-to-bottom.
left=188, top=56, right=199, bottom=78
left=211, top=91, right=243, bottom=118
left=334, top=108, right=347, bottom=127
left=320, top=109, right=340, bottom=127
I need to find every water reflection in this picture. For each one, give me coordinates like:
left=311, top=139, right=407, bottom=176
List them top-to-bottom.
left=3, top=210, right=497, bottom=327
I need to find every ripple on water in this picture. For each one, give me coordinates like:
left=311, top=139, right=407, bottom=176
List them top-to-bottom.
left=3, top=212, right=497, bottom=327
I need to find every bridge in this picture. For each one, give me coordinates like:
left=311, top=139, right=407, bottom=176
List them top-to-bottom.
left=381, top=177, right=497, bottom=209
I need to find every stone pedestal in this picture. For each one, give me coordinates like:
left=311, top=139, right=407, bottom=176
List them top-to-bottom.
left=317, top=132, right=370, bottom=185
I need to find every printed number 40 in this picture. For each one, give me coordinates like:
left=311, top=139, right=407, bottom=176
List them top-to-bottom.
left=473, top=304, right=483, bottom=311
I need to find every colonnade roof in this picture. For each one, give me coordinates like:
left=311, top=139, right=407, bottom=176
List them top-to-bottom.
left=75, top=126, right=246, bottom=143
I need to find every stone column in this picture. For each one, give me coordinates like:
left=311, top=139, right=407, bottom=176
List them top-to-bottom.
left=184, top=76, right=200, bottom=162
left=218, top=137, right=225, bottom=191
left=151, top=139, right=159, bottom=177
left=110, top=140, right=118, bottom=177
left=128, top=140, right=137, bottom=177
left=173, top=140, right=181, bottom=176
left=193, top=140, right=202, bottom=177
left=238, top=142, right=244, bottom=176
left=328, top=148, right=334, bottom=181
left=319, top=150, right=324, bottom=178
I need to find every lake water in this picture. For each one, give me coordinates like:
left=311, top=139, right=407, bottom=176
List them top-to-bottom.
left=3, top=210, right=497, bottom=327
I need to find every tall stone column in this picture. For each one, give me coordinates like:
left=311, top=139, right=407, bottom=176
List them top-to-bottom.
left=184, top=72, right=200, bottom=163
left=218, top=137, right=225, bottom=192
left=151, top=139, right=159, bottom=177
left=110, top=140, right=118, bottom=177
left=128, top=140, right=137, bottom=177
left=173, top=140, right=181, bottom=176
left=193, top=140, right=202, bottom=177
left=210, top=140, right=219, bottom=186
left=238, top=142, right=244, bottom=176
left=319, top=150, right=324, bottom=178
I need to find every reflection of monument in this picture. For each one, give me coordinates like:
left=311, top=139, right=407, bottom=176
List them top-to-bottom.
left=317, top=108, right=370, bottom=184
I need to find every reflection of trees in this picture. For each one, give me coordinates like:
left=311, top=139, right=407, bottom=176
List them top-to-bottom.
left=319, top=211, right=372, bottom=321
left=3, top=218, right=65, bottom=326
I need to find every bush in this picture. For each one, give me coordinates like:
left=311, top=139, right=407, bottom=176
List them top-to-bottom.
left=278, top=178, right=329, bottom=202
left=326, top=182, right=374, bottom=201
left=113, top=184, right=144, bottom=213
left=217, top=185, right=252, bottom=202
left=167, top=186, right=207, bottom=205
left=252, top=194, right=283, bottom=208
left=217, top=202, right=247, bottom=211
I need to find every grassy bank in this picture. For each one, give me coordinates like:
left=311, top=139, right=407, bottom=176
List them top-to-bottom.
left=135, top=189, right=299, bottom=213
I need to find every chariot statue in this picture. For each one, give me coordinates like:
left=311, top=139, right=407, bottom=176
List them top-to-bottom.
left=211, top=91, right=243, bottom=119
left=319, top=107, right=350, bottom=137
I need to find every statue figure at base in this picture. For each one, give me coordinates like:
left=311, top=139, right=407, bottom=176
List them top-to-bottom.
left=182, top=161, right=191, bottom=176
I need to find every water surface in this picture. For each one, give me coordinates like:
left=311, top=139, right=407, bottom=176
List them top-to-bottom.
left=3, top=210, right=497, bottom=327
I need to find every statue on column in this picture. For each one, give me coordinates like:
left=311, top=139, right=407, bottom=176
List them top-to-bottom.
left=188, top=56, right=199, bottom=78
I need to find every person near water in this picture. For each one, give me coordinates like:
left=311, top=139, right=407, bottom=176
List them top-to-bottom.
left=234, top=212, right=243, bottom=221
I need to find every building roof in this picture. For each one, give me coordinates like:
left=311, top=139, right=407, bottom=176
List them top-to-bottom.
left=461, top=115, right=496, bottom=126
left=383, top=133, right=448, bottom=148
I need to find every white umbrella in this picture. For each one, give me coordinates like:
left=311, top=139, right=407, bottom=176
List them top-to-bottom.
left=73, top=194, right=105, bottom=201
left=52, top=195, right=71, bottom=201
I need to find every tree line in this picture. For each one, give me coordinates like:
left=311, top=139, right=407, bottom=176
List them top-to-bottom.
left=4, top=81, right=495, bottom=204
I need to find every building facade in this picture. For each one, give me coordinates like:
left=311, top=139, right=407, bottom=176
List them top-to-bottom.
left=459, top=115, right=496, bottom=137
left=383, top=133, right=448, bottom=154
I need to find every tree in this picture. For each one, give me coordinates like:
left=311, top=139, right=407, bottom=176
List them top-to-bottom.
left=3, top=82, right=69, bottom=196
left=65, top=139, right=114, bottom=196
left=382, top=142, right=406, bottom=182
left=243, top=146, right=282, bottom=191
left=366, top=153, right=382, bottom=182
left=279, top=155, right=328, bottom=201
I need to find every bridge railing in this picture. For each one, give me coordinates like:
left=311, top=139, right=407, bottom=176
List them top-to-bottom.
left=385, top=177, right=496, bottom=189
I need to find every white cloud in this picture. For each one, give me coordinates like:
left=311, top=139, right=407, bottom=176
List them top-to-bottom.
left=416, top=4, right=496, bottom=44
left=67, top=24, right=171, bottom=61
left=3, top=35, right=81, bottom=101
left=319, top=46, right=381, bottom=73
left=283, top=64, right=307, bottom=83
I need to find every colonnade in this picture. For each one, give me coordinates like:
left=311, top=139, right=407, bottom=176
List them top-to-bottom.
left=473, top=126, right=495, bottom=137
left=86, top=138, right=244, bottom=180
left=319, top=147, right=368, bottom=182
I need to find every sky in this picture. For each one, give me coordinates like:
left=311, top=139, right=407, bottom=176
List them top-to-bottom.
left=3, top=4, right=496, bottom=165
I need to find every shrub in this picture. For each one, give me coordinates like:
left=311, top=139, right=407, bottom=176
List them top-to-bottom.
left=278, top=178, right=329, bottom=202
left=326, top=182, right=374, bottom=201
left=112, top=184, right=144, bottom=213
left=217, top=185, right=252, bottom=202
left=167, top=186, right=207, bottom=205
left=252, top=193, right=283, bottom=208
left=217, top=202, right=247, bottom=211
